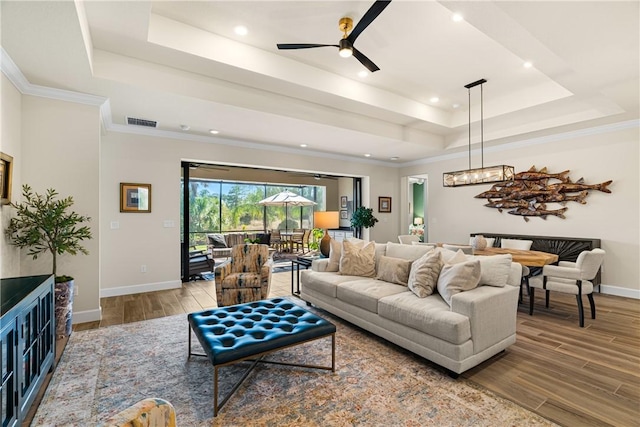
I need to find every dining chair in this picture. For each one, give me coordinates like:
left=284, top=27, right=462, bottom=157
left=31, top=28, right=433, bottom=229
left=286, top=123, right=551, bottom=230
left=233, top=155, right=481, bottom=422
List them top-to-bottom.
left=291, top=228, right=305, bottom=252
left=269, top=229, right=283, bottom=252
left=398, top=235, right=420, bottom=245
left=501, top=238, right=533, bottom=250
left=442, top=244, right=473, bottom=255
left=528, top=248, right=605, bottom=327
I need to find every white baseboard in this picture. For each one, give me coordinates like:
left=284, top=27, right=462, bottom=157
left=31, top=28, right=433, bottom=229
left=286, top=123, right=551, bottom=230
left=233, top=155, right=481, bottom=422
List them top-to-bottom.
left=100, top=280, right=183, bottom=298
left=599, top=284, right=640, bottom=299
left=72, top=307, right=102, bottom=324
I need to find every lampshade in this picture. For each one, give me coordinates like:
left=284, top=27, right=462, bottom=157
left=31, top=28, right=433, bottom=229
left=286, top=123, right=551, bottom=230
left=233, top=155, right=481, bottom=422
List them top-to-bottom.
left=443, top=78, right=514, bottom=188
left=314, top=211, right=339, bottom=257
left=414, top=217, right=423, bottom=225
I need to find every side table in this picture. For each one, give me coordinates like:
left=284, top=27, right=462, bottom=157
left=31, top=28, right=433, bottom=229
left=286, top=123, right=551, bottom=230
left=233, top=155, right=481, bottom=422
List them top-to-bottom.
left=290, top=256, right=318, bottom=295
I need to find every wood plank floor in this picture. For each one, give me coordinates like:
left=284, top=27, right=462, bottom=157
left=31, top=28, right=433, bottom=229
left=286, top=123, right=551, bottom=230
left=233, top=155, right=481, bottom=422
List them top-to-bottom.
left=72, top=272, right=639, bottom=427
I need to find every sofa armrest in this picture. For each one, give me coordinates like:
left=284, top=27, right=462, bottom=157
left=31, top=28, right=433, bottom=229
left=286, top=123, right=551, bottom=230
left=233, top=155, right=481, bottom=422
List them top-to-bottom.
left=312, top=258, right=330, bottom=272
left=451, top=285, right=519, bottom=354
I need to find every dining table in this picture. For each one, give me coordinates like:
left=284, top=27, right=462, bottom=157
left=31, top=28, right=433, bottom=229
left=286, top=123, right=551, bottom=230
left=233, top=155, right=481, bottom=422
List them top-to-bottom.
left=471, top=247, right=558, bottom=266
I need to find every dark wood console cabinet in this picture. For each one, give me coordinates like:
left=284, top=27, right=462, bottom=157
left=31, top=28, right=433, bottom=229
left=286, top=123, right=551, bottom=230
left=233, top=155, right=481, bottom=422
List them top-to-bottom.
left=1, top=274, right=55, bottom=427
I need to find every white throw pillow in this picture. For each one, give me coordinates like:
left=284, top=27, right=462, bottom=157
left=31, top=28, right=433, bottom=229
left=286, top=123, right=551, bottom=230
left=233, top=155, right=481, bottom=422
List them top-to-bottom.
left=326, top=239, right=342, bottom=272
left=339, top=240, right=376, bottom=277
left=407, top=250, right=443, bottom=298
left=475, top=254, right=512, bottom=287
left=376, top=255, right=412, bottom=286
left=436, top=260, right=481, bottom=306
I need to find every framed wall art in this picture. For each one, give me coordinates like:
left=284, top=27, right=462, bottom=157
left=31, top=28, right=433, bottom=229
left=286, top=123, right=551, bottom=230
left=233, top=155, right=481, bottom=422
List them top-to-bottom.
left=0, top=152, right=13, bottom=205
left=120, top=183, right=152, bottom=213
left=340, top=196, right=348, bottom=208
left=378, top=196, right=391, bottom=213
left=340, top=210, right=348, bottom=219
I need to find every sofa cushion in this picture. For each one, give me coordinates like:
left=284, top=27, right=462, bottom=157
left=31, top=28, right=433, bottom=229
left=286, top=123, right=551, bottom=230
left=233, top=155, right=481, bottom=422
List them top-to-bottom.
left=327, top=238, right=346, bottom=272
left=339, top=241, right=376, bottom=277
left=385, top=242, right=433, bottom=261
left=437, top=248, right=468, bottom=264
left=408, top=250, right=443, bottom=298
left=473, top=254, right=512, bottom=287
left=376, top=256, right=412, bottom=286
left=437, top=260, right=482, bottom=306
left=300, top=270, right=361, bottom=298
left=337, top=279, right=407, bottom=313
left=378, top=292, right=472, bottom=345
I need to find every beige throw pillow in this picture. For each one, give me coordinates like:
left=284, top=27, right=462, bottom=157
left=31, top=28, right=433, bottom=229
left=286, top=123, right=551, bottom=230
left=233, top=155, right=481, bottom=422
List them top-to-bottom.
left=339, top=240, right=376, bottom=277
left=407, top=250, right=444, bottom=298
left=476, top=254, right=512, bottom=287
left=376, top=256, right=412, bottom=286
left=436, top=260, right=481, bottom=306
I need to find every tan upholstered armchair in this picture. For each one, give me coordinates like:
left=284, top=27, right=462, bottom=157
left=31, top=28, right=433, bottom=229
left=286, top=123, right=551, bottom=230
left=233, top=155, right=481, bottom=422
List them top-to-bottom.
left=214, top=244, right=273, bottom=306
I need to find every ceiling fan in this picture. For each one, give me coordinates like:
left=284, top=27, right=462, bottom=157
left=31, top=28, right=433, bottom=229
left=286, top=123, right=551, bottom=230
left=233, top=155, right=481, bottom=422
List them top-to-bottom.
left=276, top=0, right=392, bottom=73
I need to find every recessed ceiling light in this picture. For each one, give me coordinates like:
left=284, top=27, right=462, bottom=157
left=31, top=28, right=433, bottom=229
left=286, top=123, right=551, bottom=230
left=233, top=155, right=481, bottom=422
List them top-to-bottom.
left=452, top=13, right=464, bottom=22
left=234, top=25, right=248, bottom=36
left=523, top=61, right=533, bottom=69
left=358, top=70, right=368, bottom=78
left=430, top=97, right=439, bottom=103
left=452, top=103, right=461, bottom=109
left=179, top=124, right=190, bottom=131
left=209, top=129, right=219, bottom=135
left=300, top=144, right=308, bottom=148
left=364, top=153, right=371, bottom=158
left=390, top=156, right=399, bottom=161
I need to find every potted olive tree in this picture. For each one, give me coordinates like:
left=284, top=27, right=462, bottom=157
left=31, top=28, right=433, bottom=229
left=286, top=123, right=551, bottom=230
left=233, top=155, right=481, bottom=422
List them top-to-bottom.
left=5, top=184, right=92, bottom=338
left=350, top=206, right=378, bottom=238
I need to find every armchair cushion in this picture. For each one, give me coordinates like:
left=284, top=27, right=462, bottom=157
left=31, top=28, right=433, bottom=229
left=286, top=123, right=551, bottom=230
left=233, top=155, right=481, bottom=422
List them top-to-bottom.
left=207, top=233, right=228, bottom=248
left=214, top=244, right=272, bottom=306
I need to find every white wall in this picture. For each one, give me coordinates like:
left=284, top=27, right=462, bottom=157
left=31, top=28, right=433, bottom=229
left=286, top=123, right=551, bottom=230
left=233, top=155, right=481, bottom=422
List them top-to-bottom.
left=0, top=73, right=22, bottom=278
left=20, top=96, right=101, bottom=319
left=401, top=124, right=640, bottom=295
left=100, top=132, right=400, bottom=296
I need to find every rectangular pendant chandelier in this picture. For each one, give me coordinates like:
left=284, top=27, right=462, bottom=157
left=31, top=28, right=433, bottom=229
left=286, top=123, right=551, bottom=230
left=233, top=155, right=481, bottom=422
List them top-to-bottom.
left=443, top=79, right=514, bottom=188
left=443, top=165, right=515, bottom=187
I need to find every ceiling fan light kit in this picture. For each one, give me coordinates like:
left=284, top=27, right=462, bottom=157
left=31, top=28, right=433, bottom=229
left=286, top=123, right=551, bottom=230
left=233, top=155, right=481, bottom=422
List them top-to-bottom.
left=276, top=0, right=391, bottom=72
left=443, top=79, right=515, bottom=187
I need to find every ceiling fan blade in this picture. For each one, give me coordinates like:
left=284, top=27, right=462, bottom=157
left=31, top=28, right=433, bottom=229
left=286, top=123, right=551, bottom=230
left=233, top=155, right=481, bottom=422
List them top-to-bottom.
left=347, top=0, right=392, bottom=44
left=277, top=43, right=338, bottom=50
left=352, top=47, right=380, bottom=72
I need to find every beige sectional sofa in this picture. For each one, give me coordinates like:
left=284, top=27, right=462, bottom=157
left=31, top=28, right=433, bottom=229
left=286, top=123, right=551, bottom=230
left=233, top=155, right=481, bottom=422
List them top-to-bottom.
left=300, top=241, right=522, bottom=376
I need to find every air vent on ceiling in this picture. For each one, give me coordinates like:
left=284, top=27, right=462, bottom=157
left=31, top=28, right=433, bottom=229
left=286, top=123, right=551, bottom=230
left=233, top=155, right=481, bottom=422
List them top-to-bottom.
left=126, top=117, right=158, bottom=128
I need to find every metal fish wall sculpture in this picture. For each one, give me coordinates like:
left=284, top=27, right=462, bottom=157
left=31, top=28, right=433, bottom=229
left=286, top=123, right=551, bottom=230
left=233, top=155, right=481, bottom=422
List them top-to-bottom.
left=476, top=166, right=613, bottom=221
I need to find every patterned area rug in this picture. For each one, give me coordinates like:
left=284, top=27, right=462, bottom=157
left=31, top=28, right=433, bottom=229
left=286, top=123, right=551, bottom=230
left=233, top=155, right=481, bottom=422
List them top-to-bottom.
left=34, top=301, right=556, bottom=426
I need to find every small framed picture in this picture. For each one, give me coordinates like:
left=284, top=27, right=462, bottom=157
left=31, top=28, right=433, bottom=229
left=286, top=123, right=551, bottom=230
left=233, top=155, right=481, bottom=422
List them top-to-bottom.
left=0, top=152, right=13, bottom=205
left=120, top=183, right=152, bottom=213
left=340, top=196, right=348, bottom=208
left=378, top=196, right=391, bottom=213
left=340, top=210, right=348, bottom=219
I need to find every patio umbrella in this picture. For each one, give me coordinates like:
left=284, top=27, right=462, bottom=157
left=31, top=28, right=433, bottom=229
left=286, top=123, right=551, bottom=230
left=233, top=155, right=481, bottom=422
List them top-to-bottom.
left=258, top=190, right=316, bottom=233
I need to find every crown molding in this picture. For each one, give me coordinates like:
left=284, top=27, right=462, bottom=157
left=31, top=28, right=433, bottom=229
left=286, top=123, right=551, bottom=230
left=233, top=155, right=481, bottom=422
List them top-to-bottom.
left=402, top=119, right=640, bottom=168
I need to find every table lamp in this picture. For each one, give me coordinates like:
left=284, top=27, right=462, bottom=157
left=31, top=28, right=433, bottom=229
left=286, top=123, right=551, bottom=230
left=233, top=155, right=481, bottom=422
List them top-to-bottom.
left=314, top=211, right=339, bottom=257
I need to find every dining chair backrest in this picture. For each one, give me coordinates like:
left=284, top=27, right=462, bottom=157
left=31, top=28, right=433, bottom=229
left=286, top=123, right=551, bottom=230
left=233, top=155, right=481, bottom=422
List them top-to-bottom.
left=270, top=229, right=281, bottom=241
left=398, top=235, right=420, bottom=245
left=501, top=238, right=533, bottom=250
left=442, top=244, right=473, bottom=255
left=574, top=248, right=606, bottom=280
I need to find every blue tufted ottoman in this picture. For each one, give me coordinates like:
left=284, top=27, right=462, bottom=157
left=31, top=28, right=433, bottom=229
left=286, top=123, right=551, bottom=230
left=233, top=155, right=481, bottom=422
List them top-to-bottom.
left=188, top=297, right=336, bottom=416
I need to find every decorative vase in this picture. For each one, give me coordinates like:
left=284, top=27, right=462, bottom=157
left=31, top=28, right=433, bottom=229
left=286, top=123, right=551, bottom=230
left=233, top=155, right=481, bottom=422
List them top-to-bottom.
left=472, top=234, right=487, bottom=250
left=55, top=279, right=74, bottom=338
